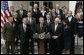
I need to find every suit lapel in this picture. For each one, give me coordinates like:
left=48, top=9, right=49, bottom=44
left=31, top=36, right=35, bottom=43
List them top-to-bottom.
left=22, top=24, right=24, bottom=32
left=39, top=24, right=41, bottom=33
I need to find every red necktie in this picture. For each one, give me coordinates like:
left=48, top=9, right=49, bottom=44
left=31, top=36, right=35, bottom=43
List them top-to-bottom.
left=20, top=11, right=22, bottom=17
left=40, top=24, right=43, bottom=32
left=24, top=25, right=26, bottom=32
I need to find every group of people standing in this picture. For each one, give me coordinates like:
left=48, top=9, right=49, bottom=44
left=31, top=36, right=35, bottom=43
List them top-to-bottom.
left=2, top=3, right=83, bottom=54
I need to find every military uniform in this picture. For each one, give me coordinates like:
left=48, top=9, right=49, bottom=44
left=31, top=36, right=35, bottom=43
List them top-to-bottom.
left=3, top=22, right=16, bottom=54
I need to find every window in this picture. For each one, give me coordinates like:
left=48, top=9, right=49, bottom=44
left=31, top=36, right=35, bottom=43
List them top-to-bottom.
left=30, top=1, right=39, bottom=7
left=43, top=2, right=53, bottom=9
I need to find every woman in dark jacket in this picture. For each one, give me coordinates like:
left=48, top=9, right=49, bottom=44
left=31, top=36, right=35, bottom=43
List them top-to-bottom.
left=63, top=20, right=73, bottom=54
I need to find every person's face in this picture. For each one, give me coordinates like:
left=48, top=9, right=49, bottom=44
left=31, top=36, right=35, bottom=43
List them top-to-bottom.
left=34, top=4, right=38, bottom=9
left=56, top=4, right=60, bottom=9
left=19, top=5, right=23, bottom=10
left=11, top=7, right=14, bottom=11
left=28, top=7, right=32, bottom=11
left=41, top=7, right=45, bottom=11
left=49, top=8, right=52, bottom=12
left=62, top=8, right=65, bottom=12
left=52, top=9, right=55, bottom=13
left=65, top=9, right=68, bottom=14
left=68, top=12, right=72, bottom=17
left=27, top=13, right=31, bottom=17
left=46, top=15, right=51, bottom=20
left=57, top=15, right=61, bottom=19
left=80, top=15, right=83, bottom=19
left=9, top=17, right=13, bottom=23
left=39, top=18, right=44, bottom=24
left=54, top=18, right=59, bottom=24
left=23, top=19, right=27, bottom=24
left=63, top=21, right=67, bottom=26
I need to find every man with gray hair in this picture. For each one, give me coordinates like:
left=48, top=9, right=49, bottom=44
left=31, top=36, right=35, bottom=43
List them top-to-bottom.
left=18, top=18, right=30, bottom=54
left=50, top=18, right=63, bottom=54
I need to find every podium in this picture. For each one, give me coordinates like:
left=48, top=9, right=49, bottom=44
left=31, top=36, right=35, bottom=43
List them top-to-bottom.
left=33, top=33, right=51, bottom=54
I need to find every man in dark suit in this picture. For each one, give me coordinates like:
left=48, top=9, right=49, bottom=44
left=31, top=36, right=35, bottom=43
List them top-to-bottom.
left=16, top=4, right=27, bottom=24
left=32, top=4, right=40, bottom=24
left=55, top=4, right=63, bottom=17
left=27, top=6, right=35, bottom=17
left=51, top=8, right=57, bottom=21
left=62, top=9, right=69, bottom=20
left=26, top=11, right=36, bottom=54
left=65, top=11, right=77, bottom=54
left=44, top=13, right=53, bottom=54
left=3, top=16, right=16, bottom=54
left=35, top=17, right=47, bottom=53
left=36, top=17, right=47, bottom=34
left=18, top=18, right=30, bottom=54
left=50, top=18, right=63, bottom=54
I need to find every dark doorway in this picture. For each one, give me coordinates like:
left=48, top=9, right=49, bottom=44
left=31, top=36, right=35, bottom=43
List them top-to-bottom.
left=30, top=1, right=39, bottom=8
left=43, top=2, right=53, bottom=9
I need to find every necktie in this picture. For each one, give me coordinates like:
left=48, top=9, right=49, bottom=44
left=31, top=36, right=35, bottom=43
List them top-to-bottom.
left=20, top=11, right=22, bottom=18
left=29, top=17, right=30, bottom=24
left=47, top=20, right=50, bottom=26
left=40, top=24, right=43, bottom=32
left=24, top=25, right=26, bottom=32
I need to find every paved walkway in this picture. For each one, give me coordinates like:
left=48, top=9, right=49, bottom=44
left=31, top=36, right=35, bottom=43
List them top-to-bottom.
left=1, top=34, right=83, bottom=54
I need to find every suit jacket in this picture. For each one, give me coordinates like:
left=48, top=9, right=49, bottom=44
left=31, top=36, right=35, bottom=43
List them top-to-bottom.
left=32, top=9, right=40, bottom=24
left=56, top=9, right=63, bottom=17
left=16, top=10, right=27, bottom=24
left=51, top=12, right=57, bottom=21
left=62, top=14, right=68, bottom=20
left=65, top=16, right=77, bottom=35
left=26, top=17, right=36, bottom=34
left=13, top=19, right=19, bottom=39
left=44, top=20, right=52, bottom=32
left=3, top=22, right=16, bottom=41
left=36, top=23, right=47, bottom=34
left=50, top=23, right=63, bottom=39
left=18, top=24, right=30, bottom=44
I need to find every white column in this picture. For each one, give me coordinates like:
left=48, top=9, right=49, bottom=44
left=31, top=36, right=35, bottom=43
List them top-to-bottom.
left=8, top=1, right=13, bottom=7
left=8, top=1, right=13, bottom=10
left=69, top=1, right=77, bottom=15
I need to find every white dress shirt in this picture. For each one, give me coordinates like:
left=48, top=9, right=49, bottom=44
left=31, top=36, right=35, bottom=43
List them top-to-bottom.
left=34, top=9, right=37, bottom=12
left=56, top=9, right=60, bottom=14
left=20, top=10, right=23, bottom=15
left=41, top=10, right=46, bottom=16
left=68, top=16, right=72, bottom=22
left=27, top=17, right=31, bottom=23
left=47, top=19, right=50, bottom=24
left=23, top=23, right=26, bottom=32
left=23, top=23, right=26, bottom=28
left=55, top=24, right=58, bottom=31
